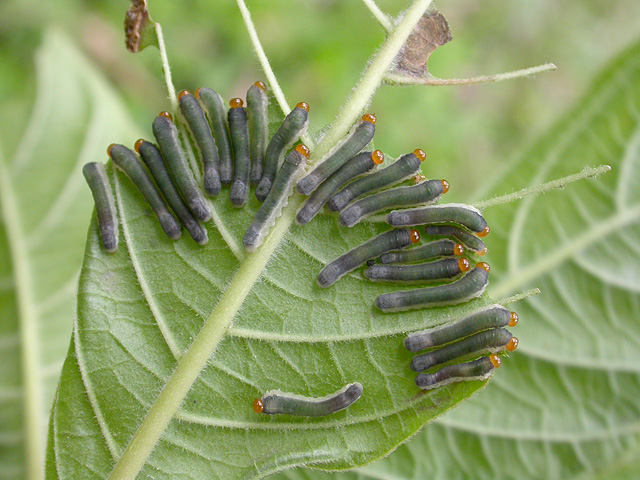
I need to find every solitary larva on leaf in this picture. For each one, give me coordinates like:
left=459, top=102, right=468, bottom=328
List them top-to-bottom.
left=253, top=383, right=363, bottom=417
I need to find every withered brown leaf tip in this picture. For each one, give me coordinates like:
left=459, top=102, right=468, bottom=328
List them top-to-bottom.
left=125, top=0, right=150, bottom=53
left=395, top=11, right=453, bottom=77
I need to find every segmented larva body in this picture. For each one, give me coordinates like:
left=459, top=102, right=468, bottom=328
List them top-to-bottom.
left=247, top=81, right=270, bottom=185
left=196, top=87, right=234, bottom=185
left=178, top=90, right=221, bottom=196
left=228, top=98, right=251, bottom=207
left=256, top=102, right=309, bottom=201
left=152, top=112, right=212, bottom=222
left=297, top=114, right=377, bottom=195
left=135, top=139, right=208, bottom=245
left=107, top=143, right=182, bottom=239
left=243, top=145, right=310, bottom=252
left=328, top=149, right=426, bottom=212
left=296, top=150, right=384, bottom=225
left=82, top=162, right=119, bottom=253
left=339, top=179, right=448, bottom=227
left=387, top=203, right=490, bottom=237
left=424, top=224, right=488, bottom=255
left=317, top=228, right=421, bottom=288
left=379, top=239, right=464, bottom=264
left=364, top=257, right=470, bottom=283
left=374, top=262, right=490, bottom=312
left=404, top=304, right=518, bottom=352
left=410, top=328, right=518, bottom=372
left=415, top=354, right=501, bottom=390
left=253, top=382, right=363, bottom=416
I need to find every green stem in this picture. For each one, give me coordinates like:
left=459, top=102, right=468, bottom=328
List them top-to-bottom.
left=235, top=0, right=314, bottom=148
left=312, top=0, right=435, bottom=161
left=361, top=0, right=393, bottom=32
left=108, top=2, right=433, bottom=477
left=155, top=23, right=178, bottom=111
left=384, top=63, right=557, bottom=86
left=0, top=149, right=44, bottom=480
left=473, top=165, right=611, bottom=210
left=497, top=288, right=540, bottom=306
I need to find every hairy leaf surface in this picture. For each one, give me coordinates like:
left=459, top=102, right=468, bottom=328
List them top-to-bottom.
left=44, top=27, right=495, bottom=480
left=279, top=37, right=640, bottom=480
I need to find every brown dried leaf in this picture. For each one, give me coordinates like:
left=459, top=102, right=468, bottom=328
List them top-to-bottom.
left=125, top=0, right=156, bottom=52
left=394, top=10, right=452, bottom=77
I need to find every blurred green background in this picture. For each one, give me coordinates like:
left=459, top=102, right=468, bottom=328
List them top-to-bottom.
left=1, top=0, right=639, bottom=198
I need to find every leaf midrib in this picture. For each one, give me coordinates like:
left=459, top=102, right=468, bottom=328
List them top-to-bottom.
left=0, top=148, right=44, bottom=480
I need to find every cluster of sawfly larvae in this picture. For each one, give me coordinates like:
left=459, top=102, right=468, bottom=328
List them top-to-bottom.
left=82, top=81, right=519, bottom=418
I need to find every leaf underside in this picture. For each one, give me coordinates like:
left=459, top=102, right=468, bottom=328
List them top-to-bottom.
left=44, top=31, right=494, bottom=480
left=280, top=38, right=640, bottom=480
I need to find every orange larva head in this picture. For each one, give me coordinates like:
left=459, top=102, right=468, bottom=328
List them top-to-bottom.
left=254, top=81, right=267, bottom=90
left=195, top=87, right=203, bottom=99
left=178, top=90, right=190, bottom=100
left=229, top=98, right=244, bottom=108
left=296, top=102, right=310, bottom=112
left=159, top=111, right=173, bottom=121
left=362, top=113, right=376, bottom=124
left=134, top=139, right=145, bottom=154
left=106, top=144, right=116, bottom=157
left=296, top=144, right=310, bottom=157
left=413, top=149, right=426, bottom=162
left=371, top=150, right=384, bottom=165
left=441, top=180, right=450, bottom=193
left=477, top=225, right=490, bottom=237
left=409, top=229, right=420, bottom=244
left=453, top=243, right=465, bottom=256
left=458, top=258, right=470, bottom=272
left=477, top=262, right=490, bottom=272
left=509, top=312, right=519, bottom=327
left=506, top=337, right=519, bottom=352
left=489, top=354, right=501, bottom=368
left=252, top=398, right=264, bottom=413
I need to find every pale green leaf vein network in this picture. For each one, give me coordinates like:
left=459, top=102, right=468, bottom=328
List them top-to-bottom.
left=107, top=2, right=435, bottom=477
left=507, top=55, right=637, bottom=277
left=25, top=104, right=108, bottom=245
left=0, top=145, right=44, bottom=479
left=113, top=169, right=182, bottom=360
left=73, top=327, right=120, bottom=460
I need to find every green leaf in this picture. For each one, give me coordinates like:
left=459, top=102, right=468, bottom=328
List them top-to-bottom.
left=43, top=23, right=501, bottom=480
left=0, top=30, right=138, bottom=479
left=280, top=37, right=640, bottom=480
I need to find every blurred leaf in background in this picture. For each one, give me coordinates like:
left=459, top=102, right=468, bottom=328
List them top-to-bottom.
left=1, top=0, right=640, bottom=479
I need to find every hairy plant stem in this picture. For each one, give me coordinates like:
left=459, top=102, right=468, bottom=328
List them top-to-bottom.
left=361, top=0, right=393, bottom=32
left=107, top=2, right=433, bottom=478
left=155, top=23, right=177, bottom=111
left=384, top=63, right=557, bottom=86
left=473, top=165, right=611, bottom=209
